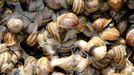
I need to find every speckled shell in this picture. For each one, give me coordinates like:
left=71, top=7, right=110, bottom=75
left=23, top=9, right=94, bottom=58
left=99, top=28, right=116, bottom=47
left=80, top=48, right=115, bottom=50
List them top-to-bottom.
left=45, top=0, right=62, bottom=10
left=72, top=0, right=85, bottom=14
left=85, top=0, right=102, bottom=14
left=108, top=0, right=123, bottom=12
left=57, top=13, right=78, bottom=29
left=7, top=18, right=24, bottom=33
left=92, top=18, right=111, bottom=32
left=99, top=27, right=120, bottom=41
left=126, top=28, right=134, bottom=47
left=3, top=32, right=17, bottom=47
left=26, top=32, right=39, bottom=46
left=107, top=45, right=126, bottom=66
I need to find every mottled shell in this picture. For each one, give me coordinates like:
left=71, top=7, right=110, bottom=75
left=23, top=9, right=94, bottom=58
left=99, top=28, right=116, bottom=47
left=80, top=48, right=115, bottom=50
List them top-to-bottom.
left=45, top=0, right=62, bottom=10
left=72, top=0, right=85, bottom=14
left=85, top=0, right=102, bottom=14
left=108, top=0, right=123, bottom=12
left=57, top=13, right=78, bottom=29
left=7, top=18, right=24, bottom=33
left=92, top=18, right=111, bottom=32
left=117, top=20, right=127, bottom=35
left=99, top=27, right=120, bottom=41
left=126, top=28, right=134, bottom=47
left=3, top=32, right=17, bottom=47
left=26, top=32, right=39, bottom=46
left=87, top=36, right=106, bottom=51
left=107, top=45, right=126, bottom=66
left=36, top=57, right=52, bottom=75
left=92, top=57, right=111, bottom=69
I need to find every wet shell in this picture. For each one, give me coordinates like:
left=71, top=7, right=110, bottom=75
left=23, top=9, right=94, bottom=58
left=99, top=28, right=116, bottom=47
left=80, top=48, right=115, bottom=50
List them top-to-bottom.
left=45, top=0, right=62, bottom=10
left=72, top=0, right=85, bottom=14
left=85, top=0, right=102, bottom=14
left=108, top=0, right=123, bottom=12
left=57, top=13, right=79, bottom=29
left=7, top=18, right=24, bottom=33
left=92, top=18, right=111, bottom=32
left=99, top=27, right=120, bottom=41
left=126, top=28, right=134, bottom=47
left=3, top=32, right=17, bottom=47
left=26, top=32, right=39, bottom=46
left=107, top=45, right=126, bottom=66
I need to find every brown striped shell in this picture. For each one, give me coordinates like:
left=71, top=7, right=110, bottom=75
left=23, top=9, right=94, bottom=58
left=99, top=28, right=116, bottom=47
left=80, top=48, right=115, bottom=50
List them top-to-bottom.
left=72, top=0, right=85, bottom=14
left=85, top=0, right=102, bottom=14
left=108, top=0, right=123, bottom=12
left=57, top=13, right=79, bottom=29
left=92, top=18, right=111, bottom=32
left=47, top=22, right=62, bottom=42
left=99, top=27, right=120, bottom=41
left=126, top=28, right=134, bottom=47
left=3, top=32, right=17, bottom=47
left=26, top=32, right=39, bottom=46
left=107, top=45, right=126, bottom=66
left=92, top=57, right=111, bottom=69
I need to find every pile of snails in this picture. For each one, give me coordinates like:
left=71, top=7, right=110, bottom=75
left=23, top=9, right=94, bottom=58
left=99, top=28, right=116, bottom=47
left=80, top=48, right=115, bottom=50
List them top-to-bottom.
left=0, top=0, right=134, bottom=75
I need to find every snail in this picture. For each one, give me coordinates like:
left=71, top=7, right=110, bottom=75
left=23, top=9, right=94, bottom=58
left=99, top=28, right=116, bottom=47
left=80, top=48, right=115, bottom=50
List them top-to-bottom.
left=72, top=0, right=85, bottom=14
left=85, top=0, right=102, bottom=14
left=108, top=0, right=123, bottom=12
left=57, top=13, right=79, bottom=30
left=92, top=18, right=112, bottom=32
left=117, top=20, right=128, bottom=35
left=0, top=26, right=7, bottom=43
left=99, top=26, right=120, bottom=41
left=126, top=28, right=134, bottom=47
left=3, top=32, right=17, bottom=47
left=26, top=32, right=39, bottom=47
left=107, top=45, right=127, bottom=67
left=35, top=56, right=52, bottom=75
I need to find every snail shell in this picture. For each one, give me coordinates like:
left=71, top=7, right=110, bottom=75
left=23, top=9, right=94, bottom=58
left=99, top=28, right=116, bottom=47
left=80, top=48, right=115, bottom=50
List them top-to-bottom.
left=45, top=0, right=62, bottom=10
left=72, top=0, right=85, bottom=14
left=85, top=0, right=102, bottom=14
left=108, top=0, right=123, bottom=12
left=128, top=0, right=134, bottom=9
left=57, top=13, right=79, bottom=29
left=7, top=18, right=24, bottom=33
left=92, top=18, right=111, bottom=32
left=117, top=20, right=128, bottom=35
left=47, top=22, right=62, bottom=42
left=0, top=26, right=7, bottom=43
left=99, top=27, right=120, bottom=41
left=126, top=28, right=134, bottom=47
left=3, top=32, right=17, bottom=47
left=26, top=32, right=39, bottom=46
left=87, top=36, right=106, bottom=51
left=115, top=37, right=126, bottom=45
left=0, top=44, right=9, bottom=53
left=107, top=45, right=126, bottom=66
left=91, top=46, right=107, bottom=61
left=92, top=56, right=111, bottom=70
left=35, top=57, right=52, bottom=75
left=82, top=66, right=100, bottom=75
left=101, top=66, right=116, bottom=75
